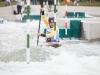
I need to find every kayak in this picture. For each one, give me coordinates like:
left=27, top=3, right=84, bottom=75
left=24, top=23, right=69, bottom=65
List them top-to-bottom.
left=40, top=42, right=62, bottom=48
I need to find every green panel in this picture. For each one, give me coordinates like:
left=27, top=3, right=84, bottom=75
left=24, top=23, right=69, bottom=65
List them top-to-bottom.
left=67, top=12, right=74, bottom=18
left=75, top=12, right=85, bottom=18
left=79, top=12, right=85, bottom=18
left=23, top=15, right=40, bottom=22
left=30, top=15, right=33, bottom=21
left=33, top=15, right=36, bottom=20
left=35, top=15, right=40, bottom=20
left=70, top=20, right=81, bottom=30
left=70, top=20, right=81, bottom=39
left=44, top=28, right=46, bottom=34
left=59, top=28, right=65, bottom=39
left=66, top=29, right=73, bottom=40
left=73, top=29, right=81, bottom=39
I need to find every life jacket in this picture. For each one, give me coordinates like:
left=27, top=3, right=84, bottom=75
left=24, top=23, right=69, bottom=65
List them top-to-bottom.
left=46, top=25, right=59, bottom=42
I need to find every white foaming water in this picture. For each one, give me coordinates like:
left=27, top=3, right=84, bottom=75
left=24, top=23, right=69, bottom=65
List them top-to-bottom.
left=0, top=21, right=100, bottom=75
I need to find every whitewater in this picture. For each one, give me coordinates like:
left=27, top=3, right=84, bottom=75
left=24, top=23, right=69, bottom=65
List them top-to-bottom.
left=0, top=20, right=100, bottom=75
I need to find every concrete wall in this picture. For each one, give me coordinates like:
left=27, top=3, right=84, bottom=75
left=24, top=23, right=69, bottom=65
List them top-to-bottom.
left=0, top=5, right=17, bottom=15
left=56, top=18, right=100, bottom=41
left=82, top=21, right=100, bottom=42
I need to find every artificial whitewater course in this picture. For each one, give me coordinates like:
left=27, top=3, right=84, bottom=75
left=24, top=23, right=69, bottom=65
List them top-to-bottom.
left=0, top=0, right=100, bottom=74
left=0, top=18, right=100, bottom=75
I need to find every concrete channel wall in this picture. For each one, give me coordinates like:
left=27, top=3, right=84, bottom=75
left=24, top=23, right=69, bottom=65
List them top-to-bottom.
left=0, top=5, right=100, bottom=41
left=56, top=18, right=100, bottom=42
left=82, top=21, right=100, bottom=42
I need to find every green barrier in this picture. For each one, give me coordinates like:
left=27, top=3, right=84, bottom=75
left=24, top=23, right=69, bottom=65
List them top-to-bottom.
left=67, top=12, right=74, bottom=18
left=75, top=12, right=85, bottom=18
left=79, top=12, right=85, bottom=18
left=23, top=15, right=40, bottom=22
left=23, top=15, right=27, bottom=22
left=30, top=15, right=33, bottom=21
left=35, top=15, right=40, bottom=20
left=70, top=20, right=81, bottom=39
left=70, top=20, right=81, bottom=29
left=44, top=28, right=46, bottom=34
left=59, top=28, right=65, bottom=39
left=66, top=29, right=73, bottom=40
left=73, top=29, right=81, bottom=39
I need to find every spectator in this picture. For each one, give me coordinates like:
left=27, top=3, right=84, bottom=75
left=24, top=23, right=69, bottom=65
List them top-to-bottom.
left=5, top=0, right=11, bottom=6
left=16, top=0, right=22, bottom=14
left=32, top=0, right=37, bottom=5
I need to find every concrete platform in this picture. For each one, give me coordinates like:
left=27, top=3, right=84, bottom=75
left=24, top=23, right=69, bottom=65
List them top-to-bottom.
left=0, top=5, right=100, bottom=21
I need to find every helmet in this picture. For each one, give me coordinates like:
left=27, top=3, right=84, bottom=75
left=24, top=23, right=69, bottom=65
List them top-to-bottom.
left=48, top=17, right=54, bottom=23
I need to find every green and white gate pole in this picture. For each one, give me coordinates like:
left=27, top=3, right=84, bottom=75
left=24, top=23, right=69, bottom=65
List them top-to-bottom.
left=26, top=0, right=30, bottom=64
left=54, top=0, right=57, bottom=40
left=65, top=0, right=70, bottom=36
left=65, top=0, right=68, bottom=35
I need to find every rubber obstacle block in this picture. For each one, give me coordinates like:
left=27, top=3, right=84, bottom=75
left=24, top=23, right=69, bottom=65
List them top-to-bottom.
left=67, top=12, right=74, bottom=18
left=75, top=12, right=85, bottom=18
left=79, top=12, right=85, bottom=18
left=23, top=15, right=40, bottom=22
left=35, top=15, right=40, bottom=20
left=70, top=20, right=81, bottom=39
left=70, top=20, right=81, bottom=30
left=44, top=28, right=46, bottom=34
left=59, top=28, right=65, bottom=39
left=66, top=29, right=73, bottom=40
left=73, top=29, right=81, bottom=39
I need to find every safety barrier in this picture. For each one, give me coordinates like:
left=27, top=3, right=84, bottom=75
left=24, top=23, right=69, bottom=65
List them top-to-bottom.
left=66, top=12, right=85, bottom=18
left=23, top=15, right=40, bottom=22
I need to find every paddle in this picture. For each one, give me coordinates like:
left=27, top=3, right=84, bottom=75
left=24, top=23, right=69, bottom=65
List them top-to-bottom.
left=37, top=11, right=41, bottom=45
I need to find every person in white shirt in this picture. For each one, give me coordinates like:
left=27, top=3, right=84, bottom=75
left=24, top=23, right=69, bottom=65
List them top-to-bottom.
left=16, top=0, right=22, bottom=14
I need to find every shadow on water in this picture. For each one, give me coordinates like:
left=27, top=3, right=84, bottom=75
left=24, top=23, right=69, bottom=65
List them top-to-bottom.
left=0, top=38, right=100, bottom=63
left=0, top=46, right=61, bottom=62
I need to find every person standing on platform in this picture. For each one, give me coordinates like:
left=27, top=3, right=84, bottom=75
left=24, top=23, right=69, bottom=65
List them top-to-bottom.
left=16, top=0, right=22, bottom=14
left=32, top=0, right=37, bottom=5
